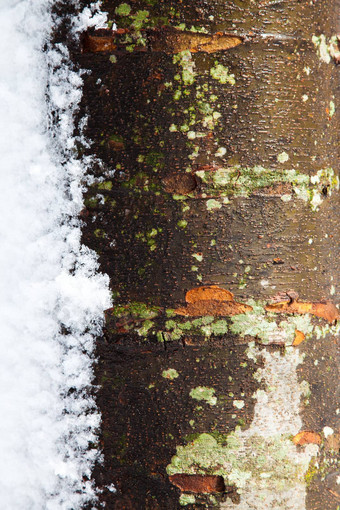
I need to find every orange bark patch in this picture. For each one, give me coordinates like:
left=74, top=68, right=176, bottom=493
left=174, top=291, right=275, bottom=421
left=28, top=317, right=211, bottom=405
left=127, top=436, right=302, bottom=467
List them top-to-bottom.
left=157, top=30, right=243, bottom=54
left=82, top=33, right=116, bottom=53
left=162, top=173, right=197, bottom=195
left=174, top=286, right=252, bottom=317
left=186, top=286, right=234, bottom=304
left=265, top=299, right=339, bottom=324
left=292, top=330, right=305, bottom=346
left=292, top=431, right=322, bottom=446
left=169, top=474, right=226, bottom=493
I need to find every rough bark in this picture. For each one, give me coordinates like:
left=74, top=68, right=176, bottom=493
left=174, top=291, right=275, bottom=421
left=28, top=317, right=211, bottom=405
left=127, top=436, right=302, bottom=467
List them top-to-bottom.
left=72, top=0, right=339, bottom=508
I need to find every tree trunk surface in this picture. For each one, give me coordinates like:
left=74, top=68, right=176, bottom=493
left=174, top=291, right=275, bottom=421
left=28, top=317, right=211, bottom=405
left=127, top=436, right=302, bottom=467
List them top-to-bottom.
left=72, top=0, right=339, bottom=508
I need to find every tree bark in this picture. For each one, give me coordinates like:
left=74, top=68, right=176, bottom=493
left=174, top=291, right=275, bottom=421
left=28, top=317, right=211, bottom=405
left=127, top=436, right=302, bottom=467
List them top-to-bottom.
left=75, top=0, right=339, bottom=508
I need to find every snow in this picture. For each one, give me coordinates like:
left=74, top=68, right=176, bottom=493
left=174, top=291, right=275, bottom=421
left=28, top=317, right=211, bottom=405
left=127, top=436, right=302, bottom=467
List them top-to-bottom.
left=0, top=1, right=110, bottom=508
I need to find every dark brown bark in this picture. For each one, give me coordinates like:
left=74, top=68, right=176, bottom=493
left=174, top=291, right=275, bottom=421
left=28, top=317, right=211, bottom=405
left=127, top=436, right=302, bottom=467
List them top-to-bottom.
left=72, top=0, right=339, bottom=508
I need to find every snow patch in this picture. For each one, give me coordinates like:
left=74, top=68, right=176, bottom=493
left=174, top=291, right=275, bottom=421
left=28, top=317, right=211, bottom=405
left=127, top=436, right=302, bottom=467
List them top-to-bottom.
left=0, top=1, right=110, bottom=508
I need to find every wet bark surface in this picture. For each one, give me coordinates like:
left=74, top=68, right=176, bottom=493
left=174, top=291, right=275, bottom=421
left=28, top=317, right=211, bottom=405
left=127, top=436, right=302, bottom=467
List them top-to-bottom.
left=61, top=0, right=339, bottom=508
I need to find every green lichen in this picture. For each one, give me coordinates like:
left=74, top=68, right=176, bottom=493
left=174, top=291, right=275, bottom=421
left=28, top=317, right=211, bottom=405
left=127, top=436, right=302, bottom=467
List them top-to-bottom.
left=173, top=51, right=196, bottom=86
left=210, top=61, right=235, bottom=85
left=195, top=165, right=338, bottom=210
left=206, top=199, right=222, bottom=210
left=177, top=219, right=188, bottom=228
left=229, top=299, right=313, bottom=345
left=137, top=319, right=154, bottom=336
left=210, top=320, right=228, bottom=336
left=162, top=368, right=179, bottom=380
left=190, top=386, right=217, bottom=405
left=167, top=429, right=311, bottom=491
left=179, top=494, right=196, bottom=506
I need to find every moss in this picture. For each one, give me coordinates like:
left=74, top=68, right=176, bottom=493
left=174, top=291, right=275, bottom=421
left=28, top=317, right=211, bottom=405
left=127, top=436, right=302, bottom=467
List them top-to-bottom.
left=115, top=3, right=131, bottom=16
left=98, top=180, right=113, bottom=190
left=84, top=196, right=99, bottom=208
left=94, top=228, right=105, bottom=238
left=110, top=301, right=161, bottom=319
left=190, top=387, right=217, bottom=406
left=305, top=461, right=318, bottom=486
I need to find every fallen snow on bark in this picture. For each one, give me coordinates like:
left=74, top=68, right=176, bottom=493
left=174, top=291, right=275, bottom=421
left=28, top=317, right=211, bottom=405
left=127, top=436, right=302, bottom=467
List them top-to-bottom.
left=0, top=1, right=110, bottom=509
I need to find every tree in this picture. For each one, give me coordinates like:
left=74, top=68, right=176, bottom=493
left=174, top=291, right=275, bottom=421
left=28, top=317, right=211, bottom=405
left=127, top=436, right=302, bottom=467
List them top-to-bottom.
left=77, top=0, right=339, bottom=508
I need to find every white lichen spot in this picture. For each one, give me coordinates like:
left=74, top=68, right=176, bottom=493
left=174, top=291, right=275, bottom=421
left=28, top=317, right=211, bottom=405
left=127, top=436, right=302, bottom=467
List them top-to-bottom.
left=312, top=34, right=331, bottom=64
left=303, top=66, right=311, bottom=75
left=302, top=94, right=309, bottom=102
left=329, top=100, right=335, bottom=118
left=215, top=147, right=227, bottom=158
left=277, top=151, right=289, bottom=163
left=310, top=190, right=323, bottom=211
left=281, top=194, right=292, bottom=202
left=206, top=199, right=222, bottom=210
left=192, top=253, right=203, bottom=262
left=330, top=285, right=335, bottom=296
left=189, top=386, right=217, bottom=406
left=233, top=400, right=245, bottom=409
left=323, top=426, right=334, bottom=438
left=106, top=483, right=117, bottom=493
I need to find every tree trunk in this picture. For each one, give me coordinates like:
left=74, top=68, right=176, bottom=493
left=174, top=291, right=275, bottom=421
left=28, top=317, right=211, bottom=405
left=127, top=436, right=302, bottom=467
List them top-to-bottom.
left=75, top=0, right=339, bottom=508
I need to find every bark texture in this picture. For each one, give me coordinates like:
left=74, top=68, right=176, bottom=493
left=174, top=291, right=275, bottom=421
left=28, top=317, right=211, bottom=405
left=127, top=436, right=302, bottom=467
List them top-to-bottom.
left=73, top=0, right=339, bottom=508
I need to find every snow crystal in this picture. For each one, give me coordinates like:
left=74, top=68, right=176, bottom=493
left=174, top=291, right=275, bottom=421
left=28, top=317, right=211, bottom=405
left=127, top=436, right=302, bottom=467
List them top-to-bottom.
left=0, top=1, right=111, bottom=508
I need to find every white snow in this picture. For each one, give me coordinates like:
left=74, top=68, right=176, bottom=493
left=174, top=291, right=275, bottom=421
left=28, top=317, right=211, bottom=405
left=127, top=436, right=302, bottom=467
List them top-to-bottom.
left=0, top=1, right=110, bottom=508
